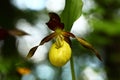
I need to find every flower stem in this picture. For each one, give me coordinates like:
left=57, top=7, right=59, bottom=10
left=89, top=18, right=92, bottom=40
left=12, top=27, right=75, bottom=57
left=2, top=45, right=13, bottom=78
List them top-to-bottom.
left=70, top=56, right=76, bottom=80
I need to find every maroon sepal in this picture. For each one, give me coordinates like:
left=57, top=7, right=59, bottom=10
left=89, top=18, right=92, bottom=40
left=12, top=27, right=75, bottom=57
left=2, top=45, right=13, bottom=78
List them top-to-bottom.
left=46, top=13, right=64, bottom=31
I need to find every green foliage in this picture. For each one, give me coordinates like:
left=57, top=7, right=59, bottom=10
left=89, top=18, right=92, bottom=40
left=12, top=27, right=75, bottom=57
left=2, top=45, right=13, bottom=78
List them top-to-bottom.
left=60, top=0, right=83, bottom=31
left=90, top=18, right=120, bottom=36
left=0, top=58, right=12, bottom=73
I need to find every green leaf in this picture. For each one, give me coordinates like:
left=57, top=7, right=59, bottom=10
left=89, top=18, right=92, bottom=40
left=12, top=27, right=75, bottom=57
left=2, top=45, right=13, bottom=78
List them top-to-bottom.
left=60, top=0, right=83, bottom=31
left=90, top=19, right=120, bottom=36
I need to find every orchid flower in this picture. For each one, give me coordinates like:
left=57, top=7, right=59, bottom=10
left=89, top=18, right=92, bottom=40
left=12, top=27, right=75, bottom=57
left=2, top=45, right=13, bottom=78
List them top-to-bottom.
left=27, top=13, right=102, bottom=67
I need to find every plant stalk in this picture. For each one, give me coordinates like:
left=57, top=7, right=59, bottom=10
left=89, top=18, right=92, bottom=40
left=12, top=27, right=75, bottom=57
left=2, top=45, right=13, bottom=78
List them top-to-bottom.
left=70, top=56, right=76, bottom=80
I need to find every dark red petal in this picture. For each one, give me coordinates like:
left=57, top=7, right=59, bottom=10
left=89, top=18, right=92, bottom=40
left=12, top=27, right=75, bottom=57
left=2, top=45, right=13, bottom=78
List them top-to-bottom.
left=49, top=12, right=61, bottom=22
left=46, top=13, right=64, bottom=31
left=46, top=21, right=64, bottom=31
left=0, top=28, right=9, bottom=40
left=62, top=31, right=75, bottom=38
left=39, top=33, right=57, bottom=45
left=76, top=37, right=103, bottom=61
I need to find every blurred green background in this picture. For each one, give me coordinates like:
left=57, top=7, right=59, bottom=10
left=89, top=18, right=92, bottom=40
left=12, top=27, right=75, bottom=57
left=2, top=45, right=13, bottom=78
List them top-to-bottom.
left=0, top=0, right=120, bottom=80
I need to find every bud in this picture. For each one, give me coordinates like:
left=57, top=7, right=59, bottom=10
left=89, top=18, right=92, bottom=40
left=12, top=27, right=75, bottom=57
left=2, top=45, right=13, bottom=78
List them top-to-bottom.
left=49, top=40, right=71, bottom=67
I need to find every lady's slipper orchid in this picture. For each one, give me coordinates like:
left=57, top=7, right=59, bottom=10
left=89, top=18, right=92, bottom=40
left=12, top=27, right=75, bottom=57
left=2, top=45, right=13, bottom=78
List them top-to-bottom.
left=27, top=13, right=102, bottom=67
left=49, top=40, right=71, bottom=67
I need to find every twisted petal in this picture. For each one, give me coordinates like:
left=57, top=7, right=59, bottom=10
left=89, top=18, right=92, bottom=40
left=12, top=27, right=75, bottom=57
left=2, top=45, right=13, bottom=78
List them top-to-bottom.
left=9, top=29, right=29, bottom=36
left=62, top=31, right=75, bottom=38
left=62, top=31, right=75, bottom=47
left=39, top=33, right=57, bottom=45
left=64, top=37, right=72, bottom=47
left=76, top=37, right=102, bottom=61
left=27, top=46, right=39, bottom=58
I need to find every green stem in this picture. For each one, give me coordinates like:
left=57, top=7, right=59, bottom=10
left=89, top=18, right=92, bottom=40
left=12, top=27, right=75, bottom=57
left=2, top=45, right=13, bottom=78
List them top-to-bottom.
left=70, top=56, right=76, bottom=80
